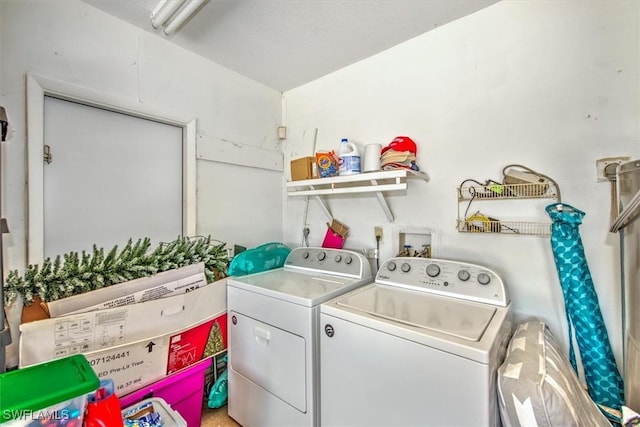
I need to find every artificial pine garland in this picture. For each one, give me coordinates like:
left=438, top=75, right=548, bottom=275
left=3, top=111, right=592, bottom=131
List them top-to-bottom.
left=3, top=235, right=228, bottom=306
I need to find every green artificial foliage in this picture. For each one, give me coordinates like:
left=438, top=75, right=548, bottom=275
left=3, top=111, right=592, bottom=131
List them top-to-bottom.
left=3, top=235, right=228, bottom=306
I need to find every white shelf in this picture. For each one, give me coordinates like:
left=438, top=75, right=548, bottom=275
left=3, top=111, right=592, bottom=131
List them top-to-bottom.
left=286, top=169, right=429, bottom=222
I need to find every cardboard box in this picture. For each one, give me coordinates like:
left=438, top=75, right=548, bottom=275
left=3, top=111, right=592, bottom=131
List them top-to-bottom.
left=290, top=156, right=317, bottom=181
left=328, top=219, right=349, bottom=238
left=21, top=263, right=208, bottom=322
left=46, top=263, right=207, bottom=317
left=19, top=280, right=227, bottom=396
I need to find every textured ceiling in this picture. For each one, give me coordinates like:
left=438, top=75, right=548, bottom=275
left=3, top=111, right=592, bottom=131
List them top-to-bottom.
left=82, top=0, right=498, bottom=92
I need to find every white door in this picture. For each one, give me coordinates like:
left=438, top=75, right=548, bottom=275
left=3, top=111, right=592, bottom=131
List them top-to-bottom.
left=42, top=96, right=183, bottom=258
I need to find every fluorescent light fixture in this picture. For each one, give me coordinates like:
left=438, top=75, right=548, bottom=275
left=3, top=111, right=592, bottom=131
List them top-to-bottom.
left=150, top=0, right=206, bottom=36
left=151, top=0, right=185, bottom=29
left=164, top=0, right=206, bottom=35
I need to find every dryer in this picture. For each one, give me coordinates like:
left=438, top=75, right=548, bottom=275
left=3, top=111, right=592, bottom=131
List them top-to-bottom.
left=227, top=247, right=372, bottom=427
left=320, top=257, right=512, bottom=427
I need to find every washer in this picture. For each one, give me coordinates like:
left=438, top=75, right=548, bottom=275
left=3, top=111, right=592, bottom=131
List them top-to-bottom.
left=227, top=247, right=372, bottom=427
left=320, top=257, right=512, bottom=427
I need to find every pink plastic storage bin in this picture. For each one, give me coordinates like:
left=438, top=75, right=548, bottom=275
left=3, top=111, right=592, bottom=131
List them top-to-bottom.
left=118, top=358, right=212, bottom=427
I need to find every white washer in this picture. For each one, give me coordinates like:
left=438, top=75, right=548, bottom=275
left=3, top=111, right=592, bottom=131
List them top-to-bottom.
left=227, top=247, right=372, bottom=427
left=320, top=257, right=512, bottom=427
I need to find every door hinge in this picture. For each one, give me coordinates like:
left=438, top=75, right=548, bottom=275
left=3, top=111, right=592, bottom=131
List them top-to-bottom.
left=43, top=145, right=52, bottom=164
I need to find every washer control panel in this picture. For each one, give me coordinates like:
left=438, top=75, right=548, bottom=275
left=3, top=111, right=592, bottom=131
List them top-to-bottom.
left=284, top=247, right=372, bottom=279
left=376, top=257, right=509, bottom=306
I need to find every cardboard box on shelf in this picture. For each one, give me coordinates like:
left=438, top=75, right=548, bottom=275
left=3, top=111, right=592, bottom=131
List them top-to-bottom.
left=290, top=157, right=317, bottom=181
left=19, top=279, right=227, bottom=397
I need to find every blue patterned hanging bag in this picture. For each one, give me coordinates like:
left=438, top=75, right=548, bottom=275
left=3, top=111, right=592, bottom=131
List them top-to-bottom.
left=546, top=202, right=624, bottom=412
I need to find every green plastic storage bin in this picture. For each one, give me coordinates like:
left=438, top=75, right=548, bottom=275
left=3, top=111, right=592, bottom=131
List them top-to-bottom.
left=0, top=354, right=99, bottom=426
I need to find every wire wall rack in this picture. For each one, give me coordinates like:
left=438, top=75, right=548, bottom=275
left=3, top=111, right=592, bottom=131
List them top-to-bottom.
left=457, top=182, right=559, bottom=237
left=457, top=182, right=559, bottom=201
left=456, top=218, right=553, bottom=236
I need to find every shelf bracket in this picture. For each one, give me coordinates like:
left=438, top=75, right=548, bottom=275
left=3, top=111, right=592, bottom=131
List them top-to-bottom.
left=371, top=179, right=395, bottom=222
left=310, top=186, right=333, bottom=221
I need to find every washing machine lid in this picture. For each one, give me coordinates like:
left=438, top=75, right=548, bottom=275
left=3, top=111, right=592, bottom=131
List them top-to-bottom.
left=227, top=269, right=368, bottom=307
left=335, top=284, right=496, bottom=341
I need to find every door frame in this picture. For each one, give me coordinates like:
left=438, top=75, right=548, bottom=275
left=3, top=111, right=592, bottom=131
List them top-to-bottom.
left=26, top=73, right=196, bottom=265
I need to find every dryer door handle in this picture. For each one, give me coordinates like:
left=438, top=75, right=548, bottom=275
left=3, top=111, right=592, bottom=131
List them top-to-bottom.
left=254, top=326, right=271, bottom=345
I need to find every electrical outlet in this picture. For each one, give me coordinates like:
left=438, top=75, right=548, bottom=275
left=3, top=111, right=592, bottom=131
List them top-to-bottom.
left=277, top=126, right=287, bottom=140
left=596, top=157, right=629, bottom=182
left=374, top=226, right=383, bottom=241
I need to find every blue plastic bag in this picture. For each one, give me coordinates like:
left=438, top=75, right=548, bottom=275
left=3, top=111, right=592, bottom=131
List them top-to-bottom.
left=227, top=242, right=291, bottom=276
left=208, top=355, right=228, bottom=409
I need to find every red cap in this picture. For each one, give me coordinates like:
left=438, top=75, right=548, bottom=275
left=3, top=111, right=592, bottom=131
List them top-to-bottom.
left=381, top=136, right=417, bottom=155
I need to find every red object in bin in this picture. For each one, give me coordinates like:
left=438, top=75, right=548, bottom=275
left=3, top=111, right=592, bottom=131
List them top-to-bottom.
left=119, top=358, right=213, bottom=427
left=85, top=381, right=124, bottom=427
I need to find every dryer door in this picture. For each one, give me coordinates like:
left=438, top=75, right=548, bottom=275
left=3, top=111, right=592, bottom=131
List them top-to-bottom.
left=229, top=311, right=307, bottom=412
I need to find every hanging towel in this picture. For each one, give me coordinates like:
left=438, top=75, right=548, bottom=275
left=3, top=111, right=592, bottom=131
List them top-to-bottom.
left=546, top=203, right=624, bottom=411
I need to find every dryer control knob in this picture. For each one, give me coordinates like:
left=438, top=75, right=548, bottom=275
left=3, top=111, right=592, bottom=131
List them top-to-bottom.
left=302, top=251, right=310, bottom=259
left=317, top=251, right=326, bottom=261
left=335, top=255, right=342, bottom=263
left=344, top=256, right=353, bottom=264
left=387, top=261, right=397, bottom=271
left=401, top=263, right=411, bottom=273
left=426, top=263, right=441, bottom=277
left=458, top=270, right=471, bottom=281
left=477, top=272, right=491, bottom=285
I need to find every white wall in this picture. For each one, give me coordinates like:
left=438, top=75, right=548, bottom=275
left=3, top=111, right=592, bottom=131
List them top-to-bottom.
left=0, top=0, right=283, bottom=367
left=283, top=0, right=640, bottom=368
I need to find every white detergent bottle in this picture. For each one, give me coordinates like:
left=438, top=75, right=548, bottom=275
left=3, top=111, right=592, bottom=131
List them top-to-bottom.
left=338, top=138, right=361, bottom=175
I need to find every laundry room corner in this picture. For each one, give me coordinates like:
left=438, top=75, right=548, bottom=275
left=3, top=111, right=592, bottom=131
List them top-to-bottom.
left=1, top=0, right=640, bottom=425
left=281, top=0, right=640, bottom=370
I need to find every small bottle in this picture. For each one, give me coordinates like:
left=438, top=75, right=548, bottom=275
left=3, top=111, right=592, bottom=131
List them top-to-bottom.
left=338, top=138, right=361, bottom=176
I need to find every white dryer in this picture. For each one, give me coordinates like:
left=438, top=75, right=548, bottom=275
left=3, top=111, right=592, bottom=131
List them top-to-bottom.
left=227, top=247, right=372, bottom=427
left=320, top=257, right=512, bottom=427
